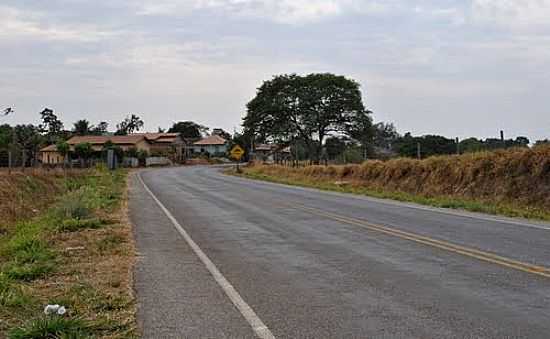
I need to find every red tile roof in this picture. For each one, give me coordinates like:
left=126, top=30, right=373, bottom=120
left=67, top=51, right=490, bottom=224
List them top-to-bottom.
left=132, top=133, right=180, bottom=141
left=66, top=135, right=147, bottom=145
left=193, top=135, right=227, bottom=145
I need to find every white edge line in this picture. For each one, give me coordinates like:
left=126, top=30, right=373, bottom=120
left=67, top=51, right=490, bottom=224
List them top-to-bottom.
left=137, top=172, right=276, bottom=339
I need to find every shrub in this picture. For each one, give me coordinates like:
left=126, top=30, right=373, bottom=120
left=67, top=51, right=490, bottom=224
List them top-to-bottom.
left=53, top=186, right=102, bottom=220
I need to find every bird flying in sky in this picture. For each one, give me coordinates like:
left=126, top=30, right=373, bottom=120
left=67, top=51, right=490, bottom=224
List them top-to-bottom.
left=2, top=107, right=13, bottom=116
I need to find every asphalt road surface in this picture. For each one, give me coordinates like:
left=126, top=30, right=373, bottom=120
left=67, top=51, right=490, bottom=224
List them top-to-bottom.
left=130, top=166, right=550, bottom=338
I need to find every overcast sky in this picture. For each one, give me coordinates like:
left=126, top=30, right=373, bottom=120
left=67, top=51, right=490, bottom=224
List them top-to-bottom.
left=1, top=0, right=549, bottom=141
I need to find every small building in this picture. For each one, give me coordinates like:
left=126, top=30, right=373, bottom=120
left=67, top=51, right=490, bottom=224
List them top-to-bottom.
left=132, top=133, right=185, bottom=162
left=192, top=135, right=228, bottom=156
left=40, top=144, right=66, bottom=165
left=253, top=144, right=291, bottom=163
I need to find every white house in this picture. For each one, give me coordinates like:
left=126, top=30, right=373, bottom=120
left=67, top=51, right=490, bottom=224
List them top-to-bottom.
left=192, top=135, right=228, bottom=156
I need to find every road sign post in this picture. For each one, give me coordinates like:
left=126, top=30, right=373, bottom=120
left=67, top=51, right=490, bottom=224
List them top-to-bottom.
left=230, top=145, right=245, bottom=173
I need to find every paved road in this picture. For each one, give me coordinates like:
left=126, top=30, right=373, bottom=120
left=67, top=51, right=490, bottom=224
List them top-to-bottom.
left=130, top=166, right=550, bottom=338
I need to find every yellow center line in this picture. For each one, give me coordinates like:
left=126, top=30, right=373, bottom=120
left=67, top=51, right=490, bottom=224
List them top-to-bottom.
left=286, top=203, right=550, bottom=279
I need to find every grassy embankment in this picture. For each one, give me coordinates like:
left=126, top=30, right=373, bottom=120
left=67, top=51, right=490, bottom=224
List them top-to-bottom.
left=235, top=146, right=550, bottom=221
left=0, top=168, right=135, bottom=338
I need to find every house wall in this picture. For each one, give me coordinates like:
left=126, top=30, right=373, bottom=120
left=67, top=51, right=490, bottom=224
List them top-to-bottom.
left=132, top=139, right=152, bottom=153
left=193, top=144, right=227, bottom=155
left=41, top=151, right=64, bottom=165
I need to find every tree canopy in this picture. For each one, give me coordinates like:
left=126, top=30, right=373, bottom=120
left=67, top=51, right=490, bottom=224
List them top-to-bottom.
left=243, top=73, right=371, bottom=162
left=39, top=108, right=64, bottom=143
left=115, top=114, right=144, bottom=135
left=73, top=119, right=93, bottom=136
left=168, top=121, right=209, bottom=139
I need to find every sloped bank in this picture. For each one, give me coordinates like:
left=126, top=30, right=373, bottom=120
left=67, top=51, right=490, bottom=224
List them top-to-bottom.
left=239, top=146, right=550, bottom=220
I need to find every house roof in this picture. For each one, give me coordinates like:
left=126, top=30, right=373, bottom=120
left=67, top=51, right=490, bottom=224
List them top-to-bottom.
left=132, top=133, right=180, bottom=142
left=66, top=135, right=147, bottom=145
left=194, top=135, right=227, bottom=146
left=41, top=144, right=58, bottom=152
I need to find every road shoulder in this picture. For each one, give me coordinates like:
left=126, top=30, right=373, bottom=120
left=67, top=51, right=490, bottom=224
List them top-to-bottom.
left=129, top=173, right=256, bottom=338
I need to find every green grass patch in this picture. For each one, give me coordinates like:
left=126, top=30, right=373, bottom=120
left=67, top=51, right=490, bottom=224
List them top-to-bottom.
left=8, top=316, right=95, bottom=339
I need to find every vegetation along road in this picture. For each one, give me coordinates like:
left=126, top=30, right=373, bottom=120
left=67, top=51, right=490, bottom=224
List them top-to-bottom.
left=131, top=165, right=550, bottom=338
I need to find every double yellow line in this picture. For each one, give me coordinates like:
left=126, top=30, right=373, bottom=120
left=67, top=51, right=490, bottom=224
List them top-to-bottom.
left=290, top=204, right=550, bottom=279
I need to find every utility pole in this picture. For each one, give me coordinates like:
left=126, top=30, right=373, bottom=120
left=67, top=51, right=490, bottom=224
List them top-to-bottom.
left=500, top=130, right=505, bottom=148
left=456, top=137, right=460, bottom=155
left=417, top=142, right=421, bottom=160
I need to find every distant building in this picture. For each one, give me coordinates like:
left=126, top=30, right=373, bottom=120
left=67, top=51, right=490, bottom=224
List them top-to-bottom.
left=39, top=133, right=185, bottom=165
left=132, top=133, right=185, bottom=161
left=192, top=135, right=228, bottom=156
left=253, top=143, right=291, bottom=163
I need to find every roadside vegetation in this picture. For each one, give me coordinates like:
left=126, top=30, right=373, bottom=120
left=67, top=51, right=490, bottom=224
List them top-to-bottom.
left=235, top=146, right=550, bottom=221
left=0, top=168, right=135, bottom=338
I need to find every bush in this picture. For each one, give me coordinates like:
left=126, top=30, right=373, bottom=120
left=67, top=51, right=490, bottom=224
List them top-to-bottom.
left=54, top=186, right=102, bottom=220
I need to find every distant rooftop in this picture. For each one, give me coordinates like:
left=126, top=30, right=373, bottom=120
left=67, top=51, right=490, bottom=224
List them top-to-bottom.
left=194, top=135, right=227, bottom=146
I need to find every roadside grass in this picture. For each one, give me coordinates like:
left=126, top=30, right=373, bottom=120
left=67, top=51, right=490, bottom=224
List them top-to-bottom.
left=230, top=164, right=550, bottom=221
left=0, top=167, right=136, bottom=338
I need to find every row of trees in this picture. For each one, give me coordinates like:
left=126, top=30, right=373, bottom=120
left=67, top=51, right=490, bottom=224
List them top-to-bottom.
left=242, top=73, right=546, bottom=163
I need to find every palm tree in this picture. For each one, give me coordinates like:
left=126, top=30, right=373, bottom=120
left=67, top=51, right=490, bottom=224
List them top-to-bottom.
left=73, top=120, right=93, bottom=136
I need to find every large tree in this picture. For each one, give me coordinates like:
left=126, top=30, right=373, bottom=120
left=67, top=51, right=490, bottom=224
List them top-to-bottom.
left=243, top=73, right=370, bottom=163
left=39, top=108, right=64, bottom=144
left=115, top=114, right=144, bottom=135
left=168, top=121, right=209, bottom=139
left=14, top=124, right=44, bottom=165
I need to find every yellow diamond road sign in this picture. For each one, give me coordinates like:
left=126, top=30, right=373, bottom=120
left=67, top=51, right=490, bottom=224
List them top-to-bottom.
left=230, top=145, right=245, bottom=160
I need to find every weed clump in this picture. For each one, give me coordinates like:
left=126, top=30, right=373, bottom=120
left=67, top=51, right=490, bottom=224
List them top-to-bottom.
left=57, top=218, right=104, bottom=233
left=8, top=316, right=94, bottom=339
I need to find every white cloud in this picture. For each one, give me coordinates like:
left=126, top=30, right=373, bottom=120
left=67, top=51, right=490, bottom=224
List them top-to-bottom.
left=136, top=0, right=392, bottom=24
left=472, top=0, right=550, bottom=26
left=0, top=5, right=119, bottom=42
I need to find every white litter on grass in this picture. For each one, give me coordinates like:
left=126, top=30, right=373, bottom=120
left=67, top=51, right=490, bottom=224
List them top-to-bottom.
left=44, top=304, right=67, bottom=315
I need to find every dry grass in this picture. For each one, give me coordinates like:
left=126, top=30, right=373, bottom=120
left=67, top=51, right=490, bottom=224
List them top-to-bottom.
left=239, top=146, right=550, bottom=220
left=0, top=169, right=136, bottom=338
left=0, top=169, right=90, bottom=225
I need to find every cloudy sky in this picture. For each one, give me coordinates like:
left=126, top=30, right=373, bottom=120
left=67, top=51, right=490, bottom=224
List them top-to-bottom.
left=1, top=0, right=549, bottom=141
